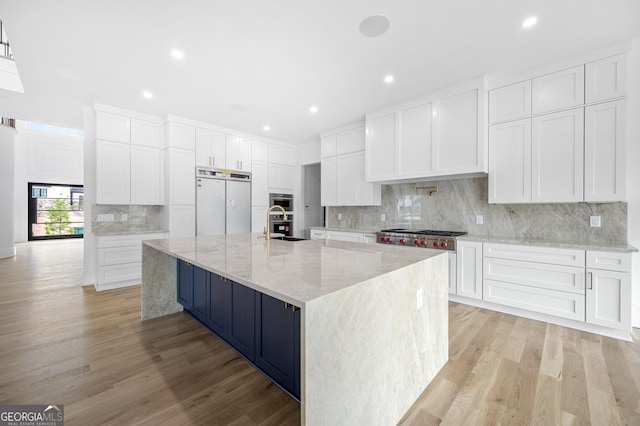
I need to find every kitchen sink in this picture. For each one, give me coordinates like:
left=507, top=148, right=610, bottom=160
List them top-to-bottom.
left=275, top=236, right=306, bottom=242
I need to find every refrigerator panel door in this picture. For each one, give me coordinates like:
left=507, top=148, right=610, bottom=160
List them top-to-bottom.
left=196, top=178, right=226, bottom=236
left=226, top=181, right=251, bottom=234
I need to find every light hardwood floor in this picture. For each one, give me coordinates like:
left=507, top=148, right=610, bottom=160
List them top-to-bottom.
left=0, top=239, right=638, bottom=425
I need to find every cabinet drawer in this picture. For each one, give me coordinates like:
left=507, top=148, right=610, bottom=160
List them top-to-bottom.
left=310, top=229, right=326, bottom=240
left=326, top=231, right=363, bottom=243
left=483, top=243, right=585, bottom=267
left=98, top=246, right=141, bottom=266
left=586, top=251, right=631, bottom=272
left=484, top=257, right=585, bottom=294
left=97, top=262, right=141, bottom=284
left=484, top=279, right=585, bottom=321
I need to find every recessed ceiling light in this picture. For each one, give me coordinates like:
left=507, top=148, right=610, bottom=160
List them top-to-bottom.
left=359, top=15, right=390, bottom=37
left=522, top=16, right=537, bottom=28
left=171, top=49, right=184, bottom=60
left=384, top=75, right=394, bottom=84
left=142, top=91, right=153, bottom=99
left=310, top=106, right=318, bottom=114
left=263, top=125, right=271, bottom=131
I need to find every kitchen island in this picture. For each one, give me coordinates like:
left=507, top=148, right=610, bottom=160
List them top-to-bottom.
left=141, top=233, right=448, bottom=425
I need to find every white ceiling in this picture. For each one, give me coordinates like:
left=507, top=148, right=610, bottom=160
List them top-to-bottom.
left=1, top=0, right=639, bottom=144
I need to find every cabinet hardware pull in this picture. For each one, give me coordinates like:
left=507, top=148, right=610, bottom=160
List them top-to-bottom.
left=587, top=272, right=593, bottom=290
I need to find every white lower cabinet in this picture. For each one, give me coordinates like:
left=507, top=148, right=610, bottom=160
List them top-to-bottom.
left=167, top=205, right=196, bottom=237
left=252, top=206, right=268, bottom=234
left=310, top=229, right=326, bottom=240
left=326, top=230, right=364, bottom=243
left=96, top=232, right=167, bottom=291
left=456, top=241, right=483, bottom=300
left=586, top=251, right=631, bottom=330
left=448, top=253, right=457, bottom=294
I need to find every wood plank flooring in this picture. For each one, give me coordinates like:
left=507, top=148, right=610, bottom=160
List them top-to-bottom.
left=1, top=239, right=638, bottom=425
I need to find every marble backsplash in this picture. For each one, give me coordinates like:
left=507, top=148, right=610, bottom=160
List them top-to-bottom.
left=326, top=177, right=628, bottom=244
left=92, top=205, right=164, bottom=234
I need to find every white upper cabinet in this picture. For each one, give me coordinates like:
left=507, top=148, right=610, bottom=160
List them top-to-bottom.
left=585, top=54, right=627, bottom=103
left=532, top=66, right=584, bottom=114
left=366, top=78, right=486, bottom=183
left=489, top=80, right=531, bottom=123
left=434, top=88, right=481, bottom=173
left=584, top=100, right=626, bottom=202
left=398, top=101, right=433, bottom=177
left=531, top=108, right=584, bottom=203
left=96, top=111, right=130, bottom=144
left=365, top=112, right=397, bottom=182
left=130, top=119, right=161, bottom=148
left=488, top=119, right=531, bottom=204
left=165, top=121, right=196, bottom=150
left=336, top=127, right=365, bottom=156
left=195, top=128, right=225, bottom=168
left=226, top=134, right=251, bottom=171
left=321, top=134, right=337, bottom=158
left=96, top=140, right=131, bottom=204
left=252, top=140, right=269, bottom=163
left=269, top=144, right=296, bottom=166
left=131, top=145, right=163, bottom=205
left=321, top=156, right=337, bottom=206
left=251, top=161, right=269, bottom=206
left=268, top=164, right=295, bottom=191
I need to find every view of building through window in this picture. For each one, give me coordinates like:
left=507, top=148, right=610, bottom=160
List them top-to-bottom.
left=29, top=183, right=84, bottom=240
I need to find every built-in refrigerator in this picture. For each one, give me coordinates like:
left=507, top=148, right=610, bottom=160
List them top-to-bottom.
left=196, top=167, right=251, bottom=236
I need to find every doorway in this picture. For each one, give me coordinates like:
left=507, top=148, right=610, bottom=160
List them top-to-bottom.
left=302, top=163, right=323, bottom=238
left=28, top=183, right=84, bottom=241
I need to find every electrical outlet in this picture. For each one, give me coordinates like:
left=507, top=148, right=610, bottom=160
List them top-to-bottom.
left=121, top=213, right=128, bottom=221
left=338, top=213, right=343, bottom=220
left=381, top=214, right=386, bottom=222
left=476, top=215, right=484, bottom=225
left=590, top=216, right=601, bottom=228
left=417, top=288, right=423, bottom=310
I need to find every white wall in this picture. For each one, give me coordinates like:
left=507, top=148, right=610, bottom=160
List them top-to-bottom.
left=628, top=39, right=640, bottom=327
left=13, top=121, right=84, bottom=242
left=0, top=125, right=16, bottom=258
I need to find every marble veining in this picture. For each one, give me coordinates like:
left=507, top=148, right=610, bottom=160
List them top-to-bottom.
left=326, top=177, right=628, bottom=245
left=92, top=204, right=163, bottom=234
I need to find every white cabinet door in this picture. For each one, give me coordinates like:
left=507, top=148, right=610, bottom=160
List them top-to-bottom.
left=585, top=54, right=627, bottom=103
left=532, top=66, right=585, bottom=114
left=489, top=80, right=532, bottom=123
left=434, top=88, right=480, bottom=173
left=584, top=100, right=626, bottom=202
left=398, top=101, right=433, bottom=177
left=531, top=109, right=584, bottom=203
left=96, top=111, right=130, bottom=143
left=365, top=112, right=397, bottom=181
left=131, top=119, right=161, bottom=148
left=488, top=119, right=532, bottom=203
left=166, top=122, right=196, bottom=150
left=195, top=128, right=225, bottom=168
left=336, top=128, right=364, bottom=156
left=226, top=134, right=252, bottom=171
left=321, top=134, right=337, bottom=158
left=96, top=140, right=130, bottom=204
left=252, top=140, right=269, bottom=163
left=269, top=144, right=296, bottom=166
left=131, top=145, right=162, bottom=205
left=166, top=148, right=195, bottom=205
left=353, top=151, right=380, bottom=206
left=336, top=154, right=354, bottom=205
left=321, top=157, right=337, bottom=206
left=251, top=161, right=269, bottom=206
left=268, top=164, right=294, bottom=191
left=168, top=205, right=195, bottom=237
left=252, top=206, right=268, bottom=233
left=310, top=229, right=326, bottom=240
left=326, top=231, right=364, bottom=243
left=456, top=241, right=482, bottom=300
left=483, top=257, right=585, bottom=294
left=586, top=269, right=631, bottom=330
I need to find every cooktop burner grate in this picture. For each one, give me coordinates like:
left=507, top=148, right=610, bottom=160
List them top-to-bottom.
left=380, top=229, right=467, bottom=237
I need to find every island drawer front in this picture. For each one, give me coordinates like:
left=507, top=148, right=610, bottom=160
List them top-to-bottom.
left=310, top=229, right=326, bottom=240
left=97, top=233, right=167, bottom=248
left=484, top=243, right=585, bottom=267
left=98, top=246, right=141, bottom=265
left=586, top=251, right=631, bottom=272
left=483, top=257, right=586, bottom=294
left=484, top=279, right=586, bottom=321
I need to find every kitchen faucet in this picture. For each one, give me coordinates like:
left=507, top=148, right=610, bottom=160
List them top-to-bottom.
left=264, top=205, right=288, bottom=240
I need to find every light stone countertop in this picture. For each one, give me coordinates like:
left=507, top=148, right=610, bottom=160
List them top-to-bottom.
left=143, top=232, right=445, bottom=307
left=458, top=234, right=638, bottom=253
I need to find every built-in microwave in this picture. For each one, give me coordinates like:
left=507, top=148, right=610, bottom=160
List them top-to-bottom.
left=269, top=193, right=293, bottom=211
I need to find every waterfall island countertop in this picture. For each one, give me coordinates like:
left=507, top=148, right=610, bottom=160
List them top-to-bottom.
left=141, top=233, right=449, bottom=426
